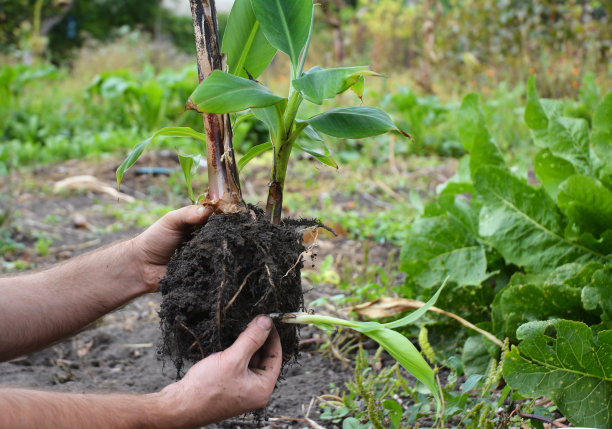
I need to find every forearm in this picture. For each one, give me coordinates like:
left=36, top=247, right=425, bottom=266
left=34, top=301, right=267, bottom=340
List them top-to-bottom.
left=0, top=239, right=149, bottom=361
left=0, top=389, right=187, bottom=429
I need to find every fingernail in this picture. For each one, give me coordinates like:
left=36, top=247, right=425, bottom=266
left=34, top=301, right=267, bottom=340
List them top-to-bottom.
left=196, top=206, right=205, bottom=216
left=257, top=315, right=272, bottom=330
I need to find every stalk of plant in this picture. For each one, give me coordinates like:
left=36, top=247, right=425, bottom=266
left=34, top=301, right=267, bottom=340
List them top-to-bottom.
left=114, top=0, right=433, bottom=408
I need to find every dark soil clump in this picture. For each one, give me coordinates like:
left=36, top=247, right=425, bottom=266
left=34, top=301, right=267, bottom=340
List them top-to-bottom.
left=159, top=207, right=318, bottom=375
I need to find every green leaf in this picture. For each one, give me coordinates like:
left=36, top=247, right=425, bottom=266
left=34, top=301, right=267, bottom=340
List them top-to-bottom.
left=222, top=0, right=277, bottom=79
left=250, top=0, right=313, bottom=68
left=292, top=66, right=379, bottom=104
left=187, top=70, right=285, bottom=114
left=524, top=76, right=548, bottom=131
left=524, top=77, right=591, bottom=174
left=592, top=93, right=612, bottom=176
left=458, top=94, right=506, bottom=177
left=252, top=105, right=280, bottom=133
left=307, top=107, right=405, bottom=139
left=116, top=127, right=206, bottom=189
left=237, top=142, right=272, bottom=172
left=295, top=142, right=338, bottom=169
left=534, top=149, right=576, bottom=200
left=178, top=153, right=201, bottom=202
left=436, top=155, right=474, bottom=195
left=475, top=166, right=604, bottom=272
left=558, top=175, right=612, bottom=236
left=401, top=211, right=488, bottom=288
left=581, top=265, right=612, bottom=327
left=383, top=279, right=446, bottom=329
left=491, top=282, right=589, bottom=340
left=503, top=320, right=612, bottom=428
left=361, top=327, right=441, bottom=414
left=462, top=335, right=493, bottom=377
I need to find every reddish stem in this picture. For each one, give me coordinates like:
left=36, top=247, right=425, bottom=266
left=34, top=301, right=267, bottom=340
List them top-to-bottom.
left=190, top=0, right=244, bottom=213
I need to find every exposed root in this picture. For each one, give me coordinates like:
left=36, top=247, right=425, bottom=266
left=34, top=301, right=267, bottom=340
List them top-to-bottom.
left=224, top=270, right=257, bottom=313
left=174, top=316, right=204, bottom=360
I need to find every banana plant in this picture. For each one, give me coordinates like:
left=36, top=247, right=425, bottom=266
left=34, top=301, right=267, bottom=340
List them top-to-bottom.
left=117, top=0, right=407, bottom=224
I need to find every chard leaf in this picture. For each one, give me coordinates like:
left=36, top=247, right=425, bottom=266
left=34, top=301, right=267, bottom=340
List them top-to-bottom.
left=222, top=0, right=277, bottom=79
left=250, top=0, right=313, bottom=68
left=292, top=66, right=379, bottom=104
left=187, top=70, right=285, bottom=113
left=524, top=76, right=548, bottom=131
left=458, top=94, right=506, bottom=176
left=307, top=106, right=406, bottom=139
left=116, top=127, right=206, bottom=189
left=237, top=142, right=272, bottom=172
left=534, top=149, right=576, bottom=200
left=178, top=153, right=201, bottom=202
left=475, top=166, right=604, bottom=272
left=558, top=175, right=612, bottom=236
left=400, top=210, right=488, bottom=288
left=503, top=320, right=612, bottom=428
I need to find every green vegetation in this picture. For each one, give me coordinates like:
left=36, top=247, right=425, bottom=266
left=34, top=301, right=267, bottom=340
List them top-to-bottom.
left=2, top=0, right=611, bottom=427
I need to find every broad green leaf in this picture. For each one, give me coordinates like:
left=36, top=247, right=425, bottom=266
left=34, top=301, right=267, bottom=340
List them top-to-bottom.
left=222, top=0, right=277, bottom=79
left=250, top=0, right=313, bottom=67
left=292, top=66, right=379, bottom=105
left=187, top=70, right=285, bottom=114
left=524, top=76, right=548, bottom=131
left=524, top=77, right=591, bottom=173
left=592, top=93, right=612, bottom=176
left=458, top=94, right=506, bottom=176
left=252, top=105, right=280, bottom=133
left=307, top=107, right=405, bottom=139
left=295, top=118, right=323, bottom=141
left=116, top=127, right=206, bottom=189
left=237, top=142, right=272, bottom=172
left=295, top=142, right=338, bottom=169
left=534, top=149, right=576, bottom=200
left=178, top=153, right=201, bottom=202
left=436, top=154, right=474, bottom=195
left=475, top=166, right=603, bottom=272
left=558, top=175, right=612, bottom=236
left=401, top=213, right=488, bottom=288
left=581, top=264, right=612, bottom=327
left=491, top=282, right=589, bottom=341
left=503, top=320, right=612, bottom=428
left=462, top=335, right=493, bottom=377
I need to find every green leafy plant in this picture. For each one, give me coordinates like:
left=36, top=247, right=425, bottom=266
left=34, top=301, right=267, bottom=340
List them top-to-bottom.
left=113, top=0, right=439, bottom=417
left=116, top=0, right=407, bottom=223
left=399, top=77, right=612, bottom=427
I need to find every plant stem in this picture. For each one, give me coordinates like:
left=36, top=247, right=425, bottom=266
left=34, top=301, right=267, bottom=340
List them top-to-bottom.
left=190, top=0, right=245, bottom=213
left=265, top=91, right=304, bottom=224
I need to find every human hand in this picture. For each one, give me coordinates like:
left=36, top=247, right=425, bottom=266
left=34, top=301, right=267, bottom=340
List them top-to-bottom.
left=131, top=205, right=212, bottom=292
left=157, top=315, right=282, bottom=427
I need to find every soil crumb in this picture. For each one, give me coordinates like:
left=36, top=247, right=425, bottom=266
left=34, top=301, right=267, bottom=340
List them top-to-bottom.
left=159, top=207, right=320, bottom=375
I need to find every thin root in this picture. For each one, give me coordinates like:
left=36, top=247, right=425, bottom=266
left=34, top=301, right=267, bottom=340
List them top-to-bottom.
left=223, top=270, right=257, bottom=313
left=174, top=316, right=204, bottom=359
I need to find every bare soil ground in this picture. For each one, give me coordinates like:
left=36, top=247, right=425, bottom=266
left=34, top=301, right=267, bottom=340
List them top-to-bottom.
left=0, top=153, right=429, bottom=427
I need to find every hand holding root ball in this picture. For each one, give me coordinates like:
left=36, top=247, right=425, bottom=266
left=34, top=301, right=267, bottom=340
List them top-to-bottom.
left=0, top=206, right=282, bottom=428
left=158, top=315, right=282, bottom=427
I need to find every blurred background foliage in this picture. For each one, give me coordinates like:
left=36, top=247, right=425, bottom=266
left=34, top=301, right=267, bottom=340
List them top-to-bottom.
left=0, top=0, right=609, bottom=164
